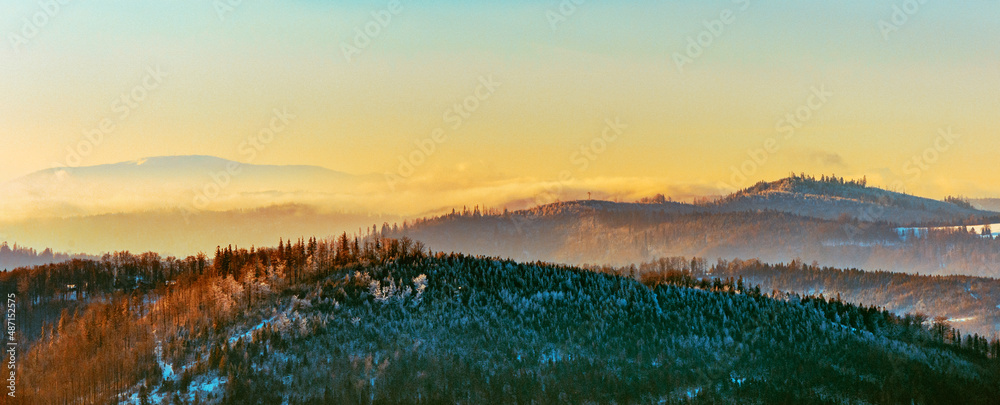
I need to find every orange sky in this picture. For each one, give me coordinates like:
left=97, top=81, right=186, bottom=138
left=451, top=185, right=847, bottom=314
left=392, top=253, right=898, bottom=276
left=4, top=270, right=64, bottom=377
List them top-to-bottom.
left=2, top=0, right=999, bottom=204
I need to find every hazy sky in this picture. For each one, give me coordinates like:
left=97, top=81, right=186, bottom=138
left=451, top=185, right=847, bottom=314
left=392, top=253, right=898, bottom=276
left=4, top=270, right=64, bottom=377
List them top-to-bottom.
left=2, top=0, right=999, bottom=199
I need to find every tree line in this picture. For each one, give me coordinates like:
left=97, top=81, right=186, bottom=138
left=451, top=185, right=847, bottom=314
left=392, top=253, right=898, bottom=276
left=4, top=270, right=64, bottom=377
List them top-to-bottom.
left=5, top=230, right=1000, bottom=403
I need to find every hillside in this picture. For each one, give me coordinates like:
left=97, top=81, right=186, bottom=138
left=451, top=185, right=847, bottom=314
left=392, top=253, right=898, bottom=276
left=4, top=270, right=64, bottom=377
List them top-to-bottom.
left=710, top=174, right=996, bottom=224
left=389, top=175, right=1000, bottom=276
left=502, top=175, right=996, bottom=226
left=972, top=198, right=1000, bottom=213
left=520, top=199, right=702, bottom=217
left=394, top=202, right=1000, bottom=277
left=0, top=204, right=395, bottom=257
left=7, top=238, right=1000, bottom=403
left=0, top=242, right=95, bottom=270
left=638, top=257, right=1000, bottom=337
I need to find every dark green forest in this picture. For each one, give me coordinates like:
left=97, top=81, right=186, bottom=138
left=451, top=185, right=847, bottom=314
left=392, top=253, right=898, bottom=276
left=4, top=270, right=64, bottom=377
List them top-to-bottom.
left=2, top=234, right=999, bottom=404
left=689, top=257, right=1000, bottom=337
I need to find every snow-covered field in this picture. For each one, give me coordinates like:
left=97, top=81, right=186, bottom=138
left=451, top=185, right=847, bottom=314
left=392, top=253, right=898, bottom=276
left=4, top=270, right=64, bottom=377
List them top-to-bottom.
left=895, top=223, right=1000, bottom=240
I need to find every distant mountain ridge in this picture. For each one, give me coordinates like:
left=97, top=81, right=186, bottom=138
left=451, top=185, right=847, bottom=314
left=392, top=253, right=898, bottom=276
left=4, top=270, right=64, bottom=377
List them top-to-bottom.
left=0, top=155, right=367, bottom=220
left=15, top=155, right=352, bottom=183
left=708, top=174, right=996, bottom=224
left=392, top=175, right=1000, bottom=277
left=508, top=175, right=997, bottom=226
left=521, top=199, right=702, bottom=217
left=0, top=241, right=96, bottom=270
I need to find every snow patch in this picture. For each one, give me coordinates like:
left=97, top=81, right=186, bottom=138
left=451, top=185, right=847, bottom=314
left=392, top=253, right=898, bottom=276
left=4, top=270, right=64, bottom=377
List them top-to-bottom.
left=896, top=222, right=1000, bottom=239
left=821, top=240, right=896, bottom=247
left=230, top=317, right=275, bottom=344
left=155, top=342, right=175, bottom=381
left=539, top=349, right=572, bottom=363
left=189, top=375, right=225, bottom=395
left=121, top=389, right=166, bottom=405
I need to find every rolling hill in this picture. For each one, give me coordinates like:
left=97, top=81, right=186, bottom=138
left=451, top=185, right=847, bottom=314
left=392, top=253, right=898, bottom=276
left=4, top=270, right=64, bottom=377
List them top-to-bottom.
left=709, top=175, right=997, bottom=225
left=391, top=176, right=1000, bottom=277
left=972, top=198, right=1000, bottom=213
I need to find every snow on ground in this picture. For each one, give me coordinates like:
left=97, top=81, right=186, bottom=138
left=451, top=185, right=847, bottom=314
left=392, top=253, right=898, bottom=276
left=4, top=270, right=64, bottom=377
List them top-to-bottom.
left=896, top=222, right=1000, bottom=240
left=821, top=240, right=897, bottom=247
left=805, top=288, right=825, bottom=296
left=229, top=317, right=276, bottom=344
left=948, top=317, right=976, bottom=323
left=155, top=342, right=175, bottom=381
left=539, top=349, right=575, bottom=363
left=183, top=374, right=227, bottom=402
left=121, top=375, right=227, bottom=404
left=193, top=376, right=224, bottom=393
left=120, top=390, right=166, bottom=405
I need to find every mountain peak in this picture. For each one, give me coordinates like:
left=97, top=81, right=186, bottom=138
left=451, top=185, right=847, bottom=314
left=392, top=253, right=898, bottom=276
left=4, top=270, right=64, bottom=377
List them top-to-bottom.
left=0, top=155, right=361, bottom=220
left=17, top=155, right=342, bottom=180
left=121, top=155, right=235, bottom=167
left=712, top=173, right=995, bottom=224
left=736, top=174, right=871, bottom=198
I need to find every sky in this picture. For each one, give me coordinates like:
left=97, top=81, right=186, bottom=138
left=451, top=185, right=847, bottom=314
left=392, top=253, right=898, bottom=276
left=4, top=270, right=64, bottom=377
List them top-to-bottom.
left=2, top=0, right=1000, bottom=203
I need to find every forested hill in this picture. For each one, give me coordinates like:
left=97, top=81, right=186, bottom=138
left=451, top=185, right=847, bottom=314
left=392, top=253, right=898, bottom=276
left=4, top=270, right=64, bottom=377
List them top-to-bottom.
left=709, top=174, right=996, bottom=224
left=388, top=175, right=1000, bottom=277
left=972, top=198, right=1000, bottom=213
left=518, top=199, right=702, bottom=217
left=393, top=203, right=1000, bottom=277
left=5, top=237, right=1000, bottom=403
left=0, top=242, right=94, bottom=270
left=632, top=257, right=1000, bottom=337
